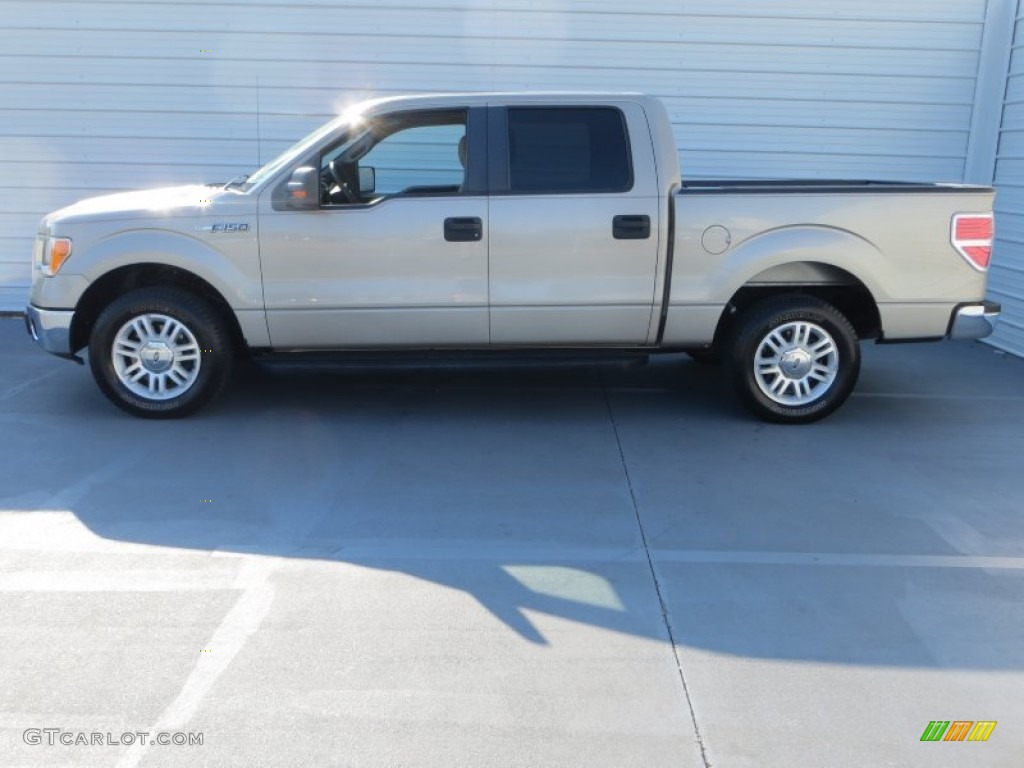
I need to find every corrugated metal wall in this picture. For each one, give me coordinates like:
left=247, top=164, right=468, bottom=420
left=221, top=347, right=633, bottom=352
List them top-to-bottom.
left=0, top=0, right=988, bottom=311
left=990, top=3, right=1024, bottom=356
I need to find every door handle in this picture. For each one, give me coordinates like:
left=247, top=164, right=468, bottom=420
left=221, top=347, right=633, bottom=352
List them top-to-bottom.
left=613, top=214, right=651, bottom=240
left=444, top=217, right=483, bottom=242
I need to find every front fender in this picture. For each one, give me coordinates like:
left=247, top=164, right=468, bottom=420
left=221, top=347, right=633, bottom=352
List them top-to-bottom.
left=81, top=227, right=262, bottom=310
left=73, top=228, right=260, bottom=313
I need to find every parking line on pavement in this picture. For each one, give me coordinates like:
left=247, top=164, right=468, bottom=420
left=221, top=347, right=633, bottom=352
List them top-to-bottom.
left=853, top=392, right=1024, bottom=401
left=6, top=515, right=1020, bottom=572
left=211, top=540, right=651, bottom=563
left=651, top=550, right=1024, bottom=569
left=114, top=555, right=279, bottom=768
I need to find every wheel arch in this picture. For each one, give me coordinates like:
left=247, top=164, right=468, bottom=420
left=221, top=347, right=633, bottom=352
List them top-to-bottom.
left=710, top=262, right=882, bottom=350
left=71, top=263, right=245, bottom=354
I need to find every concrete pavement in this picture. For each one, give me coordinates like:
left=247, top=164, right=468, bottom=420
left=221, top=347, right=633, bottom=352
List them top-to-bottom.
left=1, top=317, right=1022, bottom=766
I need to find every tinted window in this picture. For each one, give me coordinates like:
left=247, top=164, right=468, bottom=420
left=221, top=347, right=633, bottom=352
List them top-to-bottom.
left=507, top=108, right=631, bottom=193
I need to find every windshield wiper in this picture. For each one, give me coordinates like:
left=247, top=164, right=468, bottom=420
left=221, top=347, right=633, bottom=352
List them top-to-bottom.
left=223, top=174, right=250, bottom=190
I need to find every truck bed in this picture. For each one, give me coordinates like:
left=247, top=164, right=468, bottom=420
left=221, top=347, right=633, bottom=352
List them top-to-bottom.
left=661, top=180, right=995, bottom=347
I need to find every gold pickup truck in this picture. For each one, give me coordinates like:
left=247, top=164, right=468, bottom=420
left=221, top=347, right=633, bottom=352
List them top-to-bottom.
left=26, top=92, right=999, bottom=423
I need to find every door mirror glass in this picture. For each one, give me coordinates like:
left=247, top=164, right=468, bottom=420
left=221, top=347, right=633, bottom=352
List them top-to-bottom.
left=271, top=165, right=318, bottom=210
left=359, top=166, right=376, bottom=194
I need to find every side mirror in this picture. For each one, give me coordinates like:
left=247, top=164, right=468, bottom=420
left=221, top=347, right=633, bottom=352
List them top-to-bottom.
left=272, top=165, right=318, bottom=210
left=359, top=166, right=376, bottom=195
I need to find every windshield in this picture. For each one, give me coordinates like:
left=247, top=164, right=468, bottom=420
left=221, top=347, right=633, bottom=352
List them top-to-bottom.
left=243, top=115, right=353, bottom=188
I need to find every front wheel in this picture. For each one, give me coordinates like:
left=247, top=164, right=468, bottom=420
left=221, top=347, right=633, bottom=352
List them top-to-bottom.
left=88, top=287, right=234, bottom=418
left=727, top=296, right=860, bottom=424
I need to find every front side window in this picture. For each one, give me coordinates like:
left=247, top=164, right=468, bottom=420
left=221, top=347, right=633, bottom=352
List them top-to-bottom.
left=507, top=107, right=632, bottom=194
left=319, top=110, right=468, bottom=205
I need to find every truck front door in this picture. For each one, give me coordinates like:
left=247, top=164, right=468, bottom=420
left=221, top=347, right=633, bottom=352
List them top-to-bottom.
left=487, top=104, right=660, bottom=345
left=258, top=107, right=488, bottom=349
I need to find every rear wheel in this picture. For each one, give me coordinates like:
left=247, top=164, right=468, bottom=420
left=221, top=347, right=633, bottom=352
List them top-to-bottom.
left=88, top=287, right=234, bottom=418
left=727, top=295, right=860, bottom=424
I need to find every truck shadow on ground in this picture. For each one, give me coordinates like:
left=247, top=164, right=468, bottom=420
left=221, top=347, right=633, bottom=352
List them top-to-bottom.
left=7, top=347, right=1024, bottom=668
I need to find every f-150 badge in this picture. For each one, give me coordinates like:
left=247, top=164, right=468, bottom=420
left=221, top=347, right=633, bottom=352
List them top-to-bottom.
left=195, top=223, right=250, bottom=233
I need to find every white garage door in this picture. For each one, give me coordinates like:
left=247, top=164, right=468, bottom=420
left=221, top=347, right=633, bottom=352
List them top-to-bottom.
left=0, top=0, right=988, bottom=312
left=990, top=4, right=1024, bottom=356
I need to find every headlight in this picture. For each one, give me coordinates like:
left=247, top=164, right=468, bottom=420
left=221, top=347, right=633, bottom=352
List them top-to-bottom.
left=35, top=236, right=73, bottom=276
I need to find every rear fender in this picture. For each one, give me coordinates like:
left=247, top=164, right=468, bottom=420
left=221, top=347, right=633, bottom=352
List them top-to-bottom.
left=712, top=225, right=888, bottom=303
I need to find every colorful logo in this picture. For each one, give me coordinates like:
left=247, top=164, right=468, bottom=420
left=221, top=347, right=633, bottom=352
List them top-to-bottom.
left=920, top=721, right=996, bottom=742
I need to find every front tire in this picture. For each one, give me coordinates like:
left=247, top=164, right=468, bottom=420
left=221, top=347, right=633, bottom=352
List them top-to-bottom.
left=88, top=287, right=234, bottom=418
left=727, top=295, right=860, bottom=424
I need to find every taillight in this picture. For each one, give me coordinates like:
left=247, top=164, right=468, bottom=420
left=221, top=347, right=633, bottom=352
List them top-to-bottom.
left=951, top=213, right=994, bottom=270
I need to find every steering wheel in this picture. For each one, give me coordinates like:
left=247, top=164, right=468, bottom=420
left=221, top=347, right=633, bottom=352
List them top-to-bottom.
left=328, top=160, right=360, bottom=204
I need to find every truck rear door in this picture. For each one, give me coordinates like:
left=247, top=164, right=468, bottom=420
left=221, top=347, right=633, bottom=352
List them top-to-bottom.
left=486, top=103, right=660, bottom=345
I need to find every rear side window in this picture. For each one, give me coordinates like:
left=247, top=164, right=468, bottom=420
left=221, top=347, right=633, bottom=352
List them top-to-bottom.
left=507, top=107, right=632, bottom=194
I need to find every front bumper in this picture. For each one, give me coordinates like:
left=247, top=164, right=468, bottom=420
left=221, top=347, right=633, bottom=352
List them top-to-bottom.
left=948, top=300, right=1001, bottom=340
left=25, top=304, right=77, bottom=359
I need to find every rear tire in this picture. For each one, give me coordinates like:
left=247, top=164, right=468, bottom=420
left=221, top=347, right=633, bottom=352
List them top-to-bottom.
left=88, top=287, right=234, bottom=418
left=727, top=295, right=860, bottom=424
